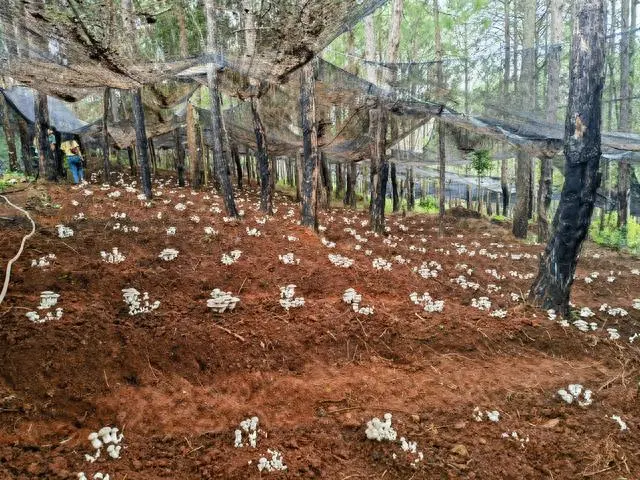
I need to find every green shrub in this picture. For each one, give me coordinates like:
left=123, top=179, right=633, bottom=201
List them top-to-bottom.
left=589, top=212, right=640, bottom=254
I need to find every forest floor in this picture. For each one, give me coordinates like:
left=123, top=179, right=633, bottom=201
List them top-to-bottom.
left=0, top=173, right=639, bottom=480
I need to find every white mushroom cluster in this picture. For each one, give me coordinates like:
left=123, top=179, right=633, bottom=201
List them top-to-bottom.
left=56, top=224, right=74, bottom=238
left=246, top=227, right=261, bottom=237
left=100, top=247, right=126, bottom=264
left=158, top=248, right=179, bottom=261
left=221, top=250, right=242, bottom=265
left=278, top=253, right=300, bottom=265
left=31, top=254, right=56, bottom=268
left=328, top=254, right=354, bottom=268
left=372, top=258, right=392, bottom=271
left=413, top=260, right=441, bottom=279
left=279, top=284, right=305, bottom=310
left=122, top=288, right=160, bottom=315
left=343, top=288, right=374, bottom=315
left=207, top=289, right=240, bottom=313
left=25, top=291, right=63, bottom=324
left=410, top=292, right=444, bottom=313
left=471, top=297, right=492, bottom=311
left=557, top=384, right=593, bottom=407
left=472, top=407, right=500, bottom=422
left=365, top=413, right=397, bottom=441
left=234, top=416, right=259, bottom=448
left=84, top=426, right=124, bottom=463
left=257, top=449, right=288, bottom=472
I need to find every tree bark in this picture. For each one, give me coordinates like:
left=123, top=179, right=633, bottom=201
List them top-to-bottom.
left=205, top=0, right=238, bottom=217
left=434, top=0, right=446, bottom=234
left=512, top=0, right=535, bottom=238
left=529, top=0, right=605, bottom=315
left=537, top=0, right=562, bottom=242
left=617, top=0, right=634, bottom=236
left=300, top=61, right=320, bottom=229
left=102, top=87, right=111, bottom=183
left=132, top=88, right=152, bottom=199
left=35, top=92, right=57, bottom=181
left=0, top=94, right=18, bottom=171
left=251, top=97, right=272, bottom=214
left=186, top=100, right=201, bottom=189
left=369, top=107, right=389, bottom=233
left=17, top=117, right=34, bottom=176
left=175, top=128, right=185, bottom=187
left=231, top=143, right=242, bottom=189
left=127, top=145, right=136, bottom=177
left=319, top=152, right=331, bottom=209
left=501, top=159, right=510, bottom=215
left=344, top=161, right=357, bottom=208
left=335, top=162, right=344, bottom=199
left=390, top=162, right=399, bottom=212
left=407, top=166, right=415, bottom=211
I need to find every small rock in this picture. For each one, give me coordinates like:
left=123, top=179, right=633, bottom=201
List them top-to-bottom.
left=411, top=414, right=420, bottom=423
left=542, top=418, right=560, bottom=428
left=454, top=420, right=467, bottom=430
left=478, top=438, right=487, bottom=445
left=450, top=444, right=469, bottom=458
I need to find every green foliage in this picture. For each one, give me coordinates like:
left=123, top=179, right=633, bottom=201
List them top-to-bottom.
left=470, top=149, right=492, bottom=177
left=0, top=172, right=29, bottom=192
left=418, top=195, right=438, bottom=212
left=589, top=212, right=640, bottom=254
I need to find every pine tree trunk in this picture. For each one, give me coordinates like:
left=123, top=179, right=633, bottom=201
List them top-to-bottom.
left=205, top=0, right=238, bottom=217
left=434, top=0, right=446, bottom=233
left=512, top=0, right=535, bottom=238
left=530, top=0, right=605, bottom=315
left=538, top=0, right=562, bottom=242
left=617, top=0, right=633, bottom=237
left=300, top=62, right=320, bottom=229
left=102, top=87, right=111, bottom=183
left=132, top=88, right=152, bottom=199
left=35, top=92, right=55, bottom=181
left=0, top=94, right=18, bottom=171
left=251, top=97, right=272, bottom=214
left=186, top=101, right=201, bottom=189
left=369, top=107, right=388, bottom=233
left=17, top=117, right=34, bottom=176
left=175, top=128, right=185, bottom=187
left=231, top=143, right=242, bottom=189
left=127, top=145, right=136, bottom=177
left=295, top=151, right=302, bottom=202
left=318, top=152, right=331, bottom=209
left=501, top=159, right=510, bottom=215
left=344, top=161, right=357, bottom=207
left=335, top=162, right=344, bottom=199
left=391, top=162, right=399, bottom=212
left=407, top=167, right=415, bottom=211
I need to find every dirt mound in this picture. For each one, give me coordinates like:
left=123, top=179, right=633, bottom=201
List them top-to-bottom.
left=0, top=177, right=638, bottom=479
left=447, top=205, right=483, bottom=218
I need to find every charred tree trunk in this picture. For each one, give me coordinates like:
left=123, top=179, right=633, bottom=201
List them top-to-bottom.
left=205, top=0, right=238, bottom=217
left=529, top=0, right=605, bottom=315
left=617, top=0, right=633, bottom=237
left=300, top=62, right=320, bottom=229
left=102, top=87, right=111, bottom=183
left=132, top=88, right=152, bottom=199
left=35, top=92, right=56, bottom=181
left=0, top=94, right=18, bottom=171
left=251, top=98, right=272, bottom=214
left=369, top=107, right=389, bottom=233
left=17, top=117, right=34, bottom=176
left=175, top=128, right=186, bottom=187
left=231, top=143, right=242, bottom=189
left=127, top=145, right=136, bottom=177
left=295, top=151, right=302, bottom=203
left=512, top=151, right=531, bottom=238
left=318, top=152, right=331, bottom=209
left=501, top=159, right=510, bottom=215
left=344, top=161, right=357, bottom=208
left=335, top=162, right=344, bottom=199
left=390, top=162, right=399, bottom=212
left=407, top=167, right=415, bottom=211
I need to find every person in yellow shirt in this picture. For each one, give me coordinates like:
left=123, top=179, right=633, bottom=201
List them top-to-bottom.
left=60, top=138, right=85, bottom=184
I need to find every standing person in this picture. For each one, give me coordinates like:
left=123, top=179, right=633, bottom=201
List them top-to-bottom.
left=61, top=137, right=85, bottom=184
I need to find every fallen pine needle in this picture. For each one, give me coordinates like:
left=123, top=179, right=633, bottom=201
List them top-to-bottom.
left=213, top=323, right=245, bottom=342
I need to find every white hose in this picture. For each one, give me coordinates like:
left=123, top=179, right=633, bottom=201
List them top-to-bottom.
left=0, top=195, right=36, bottom=305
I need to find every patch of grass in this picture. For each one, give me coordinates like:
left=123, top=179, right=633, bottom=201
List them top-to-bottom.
left=0, top=172, right=30, bottom=192
left=589, top=212, right=640, bottom=254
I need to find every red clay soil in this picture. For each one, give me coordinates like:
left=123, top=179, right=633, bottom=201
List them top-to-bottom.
left=0, top=175, right=638, bottom=479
